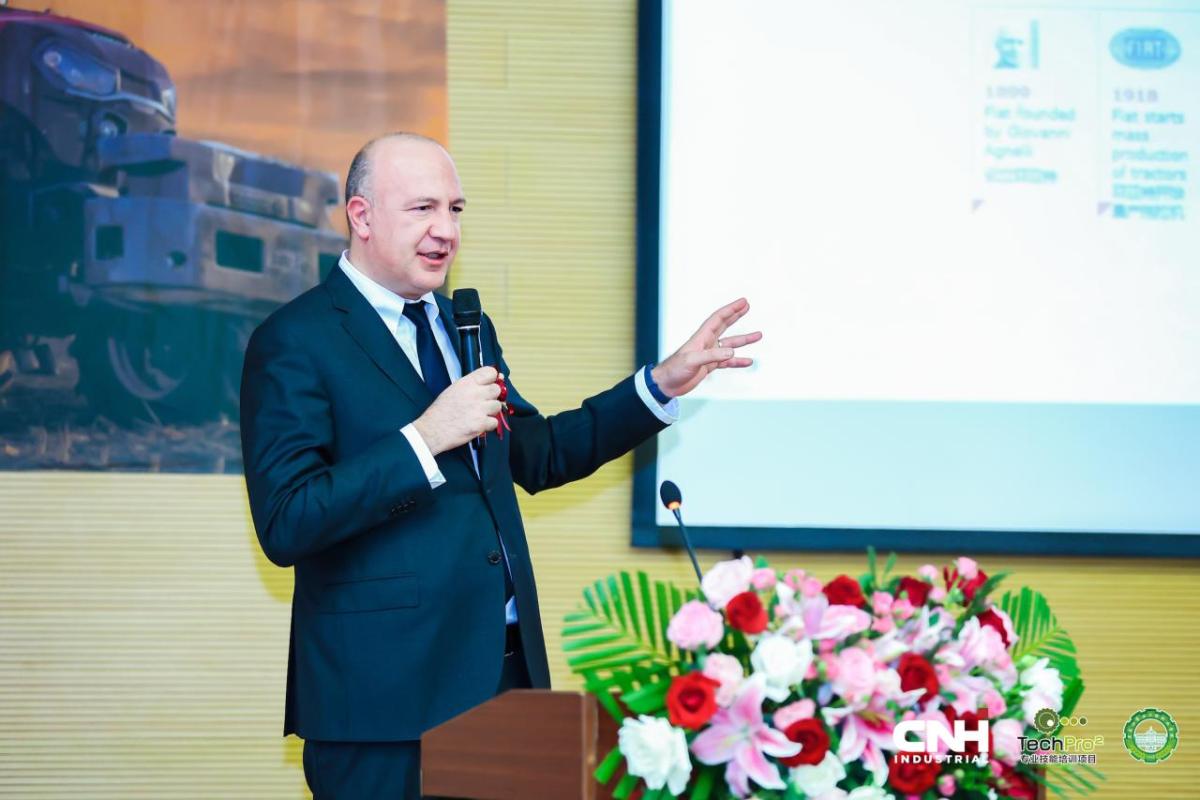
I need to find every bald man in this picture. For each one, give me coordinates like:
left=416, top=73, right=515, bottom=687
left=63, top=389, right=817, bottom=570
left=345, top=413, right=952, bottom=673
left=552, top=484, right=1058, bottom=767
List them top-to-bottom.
left=240, top=133, right=760, bottom=798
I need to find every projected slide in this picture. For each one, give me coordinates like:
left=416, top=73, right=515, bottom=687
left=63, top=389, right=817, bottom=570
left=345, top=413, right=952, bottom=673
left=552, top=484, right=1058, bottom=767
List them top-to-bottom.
left=647, top=0, right=1200, bottom=551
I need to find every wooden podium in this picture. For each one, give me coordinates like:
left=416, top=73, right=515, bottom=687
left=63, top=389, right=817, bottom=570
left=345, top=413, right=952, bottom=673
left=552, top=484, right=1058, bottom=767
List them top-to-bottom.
left=421, top=690, right=619, bottom=800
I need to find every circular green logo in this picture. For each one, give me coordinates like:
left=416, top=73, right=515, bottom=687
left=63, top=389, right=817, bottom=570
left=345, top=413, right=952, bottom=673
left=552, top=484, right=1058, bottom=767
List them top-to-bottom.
left=1034, top=707, right=1060, bottom=734
left=1123, top=708, right=1179, bottom=764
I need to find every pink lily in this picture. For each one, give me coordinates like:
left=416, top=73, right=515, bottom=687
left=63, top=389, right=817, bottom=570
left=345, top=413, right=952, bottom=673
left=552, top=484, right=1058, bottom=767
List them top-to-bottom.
left=690, top=676, right=801, bottom=797
left=823, top=706, right=895, bottom=784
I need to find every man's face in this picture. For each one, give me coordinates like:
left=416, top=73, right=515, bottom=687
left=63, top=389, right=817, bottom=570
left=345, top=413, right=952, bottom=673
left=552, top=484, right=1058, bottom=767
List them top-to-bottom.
left=353, top=139, right=465, bottom=299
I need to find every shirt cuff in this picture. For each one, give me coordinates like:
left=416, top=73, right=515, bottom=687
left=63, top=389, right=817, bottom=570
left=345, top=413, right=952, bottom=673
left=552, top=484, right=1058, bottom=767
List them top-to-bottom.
left=634, top=365, right=680, bottom=424
left=400, top=423, right=446, bottom=489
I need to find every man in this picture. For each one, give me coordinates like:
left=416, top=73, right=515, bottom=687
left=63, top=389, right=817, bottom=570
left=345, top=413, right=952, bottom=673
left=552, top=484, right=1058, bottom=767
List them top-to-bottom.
left=240, top=133, right=760, bottom=798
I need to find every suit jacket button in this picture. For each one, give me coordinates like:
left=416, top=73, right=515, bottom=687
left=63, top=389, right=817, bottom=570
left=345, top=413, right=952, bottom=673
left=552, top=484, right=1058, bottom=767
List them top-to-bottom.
left=402, top=499, right=416, bottom=510
left=389, top=504, right=402, bottom=517
left=487, top=550, right=502, bottom=565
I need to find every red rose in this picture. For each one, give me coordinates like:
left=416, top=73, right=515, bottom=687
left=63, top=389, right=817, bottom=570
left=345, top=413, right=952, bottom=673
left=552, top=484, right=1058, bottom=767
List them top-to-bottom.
left=958, top=569, right=988, bottom=603
left=822, top=575, right=866, bottom=608
left=897, top=576, right=931, bottom=606
left=725, top=591, right=768, bottom=634
left=977, top=608, right=1011, bottom=646
left=897, top=653, right=939, bottom=702
left=666, top=671, right=720, bottom=729
left=944, top=706, right=993, bottom=757
left=778, top=718, right=830, bottom=767
left=887, top=753, right=941, bottom=794
left=994, top=763, right=1037, bottom=800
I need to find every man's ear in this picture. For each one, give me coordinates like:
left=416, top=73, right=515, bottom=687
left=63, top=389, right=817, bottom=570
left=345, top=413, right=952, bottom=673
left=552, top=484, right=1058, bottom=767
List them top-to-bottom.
left=346, top=196, right=370, bottom=240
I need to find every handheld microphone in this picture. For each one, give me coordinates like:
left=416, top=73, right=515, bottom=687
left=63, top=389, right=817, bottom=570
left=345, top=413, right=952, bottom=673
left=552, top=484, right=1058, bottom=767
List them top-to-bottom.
left=452, top=288, right=485, bottom=450
left=659, top=480, right=704, bottom=586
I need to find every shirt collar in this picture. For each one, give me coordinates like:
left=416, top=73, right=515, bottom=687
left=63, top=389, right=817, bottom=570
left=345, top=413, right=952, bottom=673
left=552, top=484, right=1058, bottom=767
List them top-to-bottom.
left=337, top=251, right=440, bottom=330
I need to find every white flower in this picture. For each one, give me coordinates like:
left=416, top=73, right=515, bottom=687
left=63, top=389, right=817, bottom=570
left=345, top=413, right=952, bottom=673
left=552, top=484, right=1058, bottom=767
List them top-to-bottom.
left=701, top=555, right=755, bottom=608
left=904, top=605, right=953, bottom=652
left=750, top=634, right=813, bottom=702
left=1019, top=657, right=1064, bottom=725
left=618, top=715, right=692, bottom=796
left=789, top=752, right=846, bottom=797
left=847, top=787, right=894, bottom=800
left=810, top=788, right=894, bottom=800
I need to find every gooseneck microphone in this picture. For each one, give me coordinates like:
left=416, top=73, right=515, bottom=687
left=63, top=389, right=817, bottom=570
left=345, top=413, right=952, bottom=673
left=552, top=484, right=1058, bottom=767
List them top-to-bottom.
left=452, top=288, right=485, bottom=450
left=659, top=480, right=704, bottom=586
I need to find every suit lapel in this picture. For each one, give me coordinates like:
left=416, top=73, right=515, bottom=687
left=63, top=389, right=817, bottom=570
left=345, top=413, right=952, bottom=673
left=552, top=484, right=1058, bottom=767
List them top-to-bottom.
left=325, top=266, right=432, bottom=409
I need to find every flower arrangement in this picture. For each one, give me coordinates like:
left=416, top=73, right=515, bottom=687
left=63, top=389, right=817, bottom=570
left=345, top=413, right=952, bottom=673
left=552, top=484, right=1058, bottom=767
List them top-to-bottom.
left=563, top=550, right=1101, bottom=799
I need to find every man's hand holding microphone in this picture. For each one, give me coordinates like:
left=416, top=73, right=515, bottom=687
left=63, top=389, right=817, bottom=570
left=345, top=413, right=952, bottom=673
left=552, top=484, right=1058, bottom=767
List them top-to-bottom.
left=412, top=366, right=503, bottom=455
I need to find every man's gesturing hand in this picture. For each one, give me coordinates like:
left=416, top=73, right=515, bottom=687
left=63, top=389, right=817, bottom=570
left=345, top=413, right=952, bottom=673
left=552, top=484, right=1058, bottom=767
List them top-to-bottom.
left=650, top=298, right=762, bottom=399
left=413, top=366, right=502, bottom=455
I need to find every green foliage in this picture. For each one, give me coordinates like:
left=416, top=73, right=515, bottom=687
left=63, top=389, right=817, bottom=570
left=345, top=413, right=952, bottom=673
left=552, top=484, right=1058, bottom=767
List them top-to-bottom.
left=565, top=571, right=700, bottom=797
left=997, top=586, right=1080, bottom=686
left=1000, top=587, right=1099, bottom=797
left=1025, top=761, right=1106, bottom=799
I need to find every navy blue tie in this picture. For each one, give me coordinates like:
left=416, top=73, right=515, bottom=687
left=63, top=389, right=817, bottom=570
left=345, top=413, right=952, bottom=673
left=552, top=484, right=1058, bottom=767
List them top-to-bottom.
left=402, top=301, right=452, bottom=396
left=404, top=301, right=514, bottom=613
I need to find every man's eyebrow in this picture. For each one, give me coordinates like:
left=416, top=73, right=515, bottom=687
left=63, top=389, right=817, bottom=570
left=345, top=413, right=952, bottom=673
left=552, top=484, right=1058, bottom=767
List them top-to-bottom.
left=407, top=196, right=467, bottom=206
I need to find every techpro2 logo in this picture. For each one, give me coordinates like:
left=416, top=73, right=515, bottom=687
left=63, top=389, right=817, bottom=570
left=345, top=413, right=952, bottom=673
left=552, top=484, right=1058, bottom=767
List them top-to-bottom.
left=892, top=718, right=990, bottom=765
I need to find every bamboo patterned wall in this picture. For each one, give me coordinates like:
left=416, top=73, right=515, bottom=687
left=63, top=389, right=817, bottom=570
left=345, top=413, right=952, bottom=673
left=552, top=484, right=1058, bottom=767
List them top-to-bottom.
left=0, top=2, right=1196, bottom=798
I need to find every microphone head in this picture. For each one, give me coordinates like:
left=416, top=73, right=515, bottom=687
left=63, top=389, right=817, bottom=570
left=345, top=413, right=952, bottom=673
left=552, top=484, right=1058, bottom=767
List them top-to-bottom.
left=452, top=288, right=482, bottom=327
left=659, top=480, right=682, bottom=512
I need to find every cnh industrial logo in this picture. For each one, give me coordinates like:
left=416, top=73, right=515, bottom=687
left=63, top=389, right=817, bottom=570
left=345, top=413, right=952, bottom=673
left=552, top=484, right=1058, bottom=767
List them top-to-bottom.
left=892, top=718, right=990, bottom=765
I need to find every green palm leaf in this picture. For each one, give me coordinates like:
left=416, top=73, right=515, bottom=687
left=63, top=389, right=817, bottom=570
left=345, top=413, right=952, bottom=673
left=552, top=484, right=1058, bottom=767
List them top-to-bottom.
left=563, top=571, right=696, bottom=680
left=564, top=571, right=702, bottom=797
left=998, top=586, right=1080, bottom=685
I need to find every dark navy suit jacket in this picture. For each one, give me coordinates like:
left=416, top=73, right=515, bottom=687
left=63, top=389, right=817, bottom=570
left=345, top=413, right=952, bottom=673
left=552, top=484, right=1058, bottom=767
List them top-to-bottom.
left=240, top=266, right=666, bottom=741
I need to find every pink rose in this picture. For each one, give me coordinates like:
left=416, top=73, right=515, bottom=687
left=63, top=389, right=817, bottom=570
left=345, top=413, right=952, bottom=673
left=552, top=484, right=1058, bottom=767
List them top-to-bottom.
left=701, top=556, right=754, bottom=608
left=955, top=557, right=979, bottom=580
left=918, top=564, right=939, bottom=581
left=751, top=567, right=777, bottom=590
left=783, top=569, right=808, bottom=590
left=801, top=577, right=824, bottom=597
left=929, top=586, right=947, bottom=603
left=871, top=591, right=894, bottom=616
left=892, top=597, right=915, bottom=620
left=667, top=600, right=725, bottom=651
left=816, top=605, right=873, bottom=641
left=977, top=606, right=1018, bottom=647
left=871, top=615, right=894, bottom=634
left=957, top=617, right=1009, bottom=669
left=830, top=647, right=877, bottom=702
left=700, top=652, right=744, bottom=706
left=982, top=688, right=1007, bottom=717
left=772, top=698, right=816, bottom=729
left=992, top=718, right=1024, bottom=766
left=938, top=774, right=957, bottom=796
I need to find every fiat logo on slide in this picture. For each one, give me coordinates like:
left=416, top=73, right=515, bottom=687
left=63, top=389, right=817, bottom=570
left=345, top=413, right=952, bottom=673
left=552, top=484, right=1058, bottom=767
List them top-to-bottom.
left=1110, top=28, right=1181, bottom=69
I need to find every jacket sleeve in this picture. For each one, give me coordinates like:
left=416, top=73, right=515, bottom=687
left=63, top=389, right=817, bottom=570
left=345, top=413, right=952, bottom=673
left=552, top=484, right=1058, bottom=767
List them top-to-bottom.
left=489, top=315, right=668, bottom=495
left=239, top=320, right=434, bottom=567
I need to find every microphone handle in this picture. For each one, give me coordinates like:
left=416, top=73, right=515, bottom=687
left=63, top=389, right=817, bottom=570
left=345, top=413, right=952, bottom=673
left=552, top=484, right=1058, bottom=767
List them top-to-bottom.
left=458, top=325, right=485, bottom=450
left=672, top=508, right=704, bottom=586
